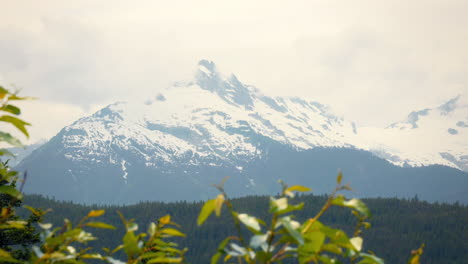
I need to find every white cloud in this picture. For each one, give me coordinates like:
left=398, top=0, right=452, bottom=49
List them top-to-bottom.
left=1, top=0, right=467, bottom=140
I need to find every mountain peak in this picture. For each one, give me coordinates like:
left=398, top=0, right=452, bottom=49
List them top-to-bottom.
left=194, top=59, right=255, bottom=109
left=197, top=59, right=217, bottom=74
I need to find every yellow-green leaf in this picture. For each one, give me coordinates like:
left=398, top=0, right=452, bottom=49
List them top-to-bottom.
left=0, top=105, right=21, bottom=115
left=0, top=115, right=30, bottom=138
left=0, top=132, right=22, bottom=147
left=337, top=171, right=343, bottom=184
left=286, top=185, right=311, bottom=193
left=0, top=186, right=23, bottom=199
left=214, top=194, right=224, bottom=216
left=197, top=199, right=216, bottom=226
left=87, top=210, right=105, bottom=218
left=159, top=215, right=171, bottom=225
left=86, top=222, right=116, bottom=229
left=161, top=228, right=186, bottom=237
left=147, top=257, right=183, bottom=263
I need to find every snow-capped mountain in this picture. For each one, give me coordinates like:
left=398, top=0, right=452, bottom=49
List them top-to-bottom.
left=16, top=60, right=468, bottom=204
left=55, top=60, right=468, bottom=173
left=359, top=95, right=468, bottom=171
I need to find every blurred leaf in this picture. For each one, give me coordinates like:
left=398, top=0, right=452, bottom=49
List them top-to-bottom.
left=0, top=86, right=8, bottom=98
left=7, top=94, right=36, bottom=101
left=0, top=105, right=21, bottom=115
left=0, top=115, right=30, bottom=138
left=0, top=132, right=22, bottom=147
left=0, top=148, right=14, bottom=157
left=337, top=171, right=343, bottom=184
left=0, top=185, right=23, bottom=199
left=286, top=185, right=311, bottom=193
left=214, top=194, right=224, bottom=216
left=332, top=196, right=371, bottom=218
left=270, top=197, right=288, bottom=212
left=198, top=199, right=216, bottom=226
left=277, top=202, right=304, bottom=215
left=87, top=210, right=105, bottom=218
left=238, top=214, right=261, bottom=231
left=159, top=215, right=171, bottom=225
left=280, top=218, right=304, bottom=245
left=86, top=222, right=116, bottom=229
left=148, top=222, right=157, bottom=236
left=38, top=223, right=52, bottom=230
left=161, top=228, right=185, bottom=237
left=302, top=231, right=325, bottom=253
left=123, top=232, right=141, bottom=256
left=250, top=234, right=268, bottom=248
left=211, top=237, right=232, bottom=264
left=350, top=237, right=363, bottom=251
left=322, top=243, right=342, bottom=255
left=408, top=244, right=424, bottom=264
left=111, top=245, right=124, bottom=255
left=0, top=248, right=18, bottom=263
left=140, top=252, right=166, bottom=259
left=81, top=253, right=103, bottom=259
left=358, top=253, right=384, bottom=264
left=147, top=257, right=182, bottom=263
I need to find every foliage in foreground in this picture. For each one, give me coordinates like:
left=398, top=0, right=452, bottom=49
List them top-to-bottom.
left=0, top=86, right=425, bottom=263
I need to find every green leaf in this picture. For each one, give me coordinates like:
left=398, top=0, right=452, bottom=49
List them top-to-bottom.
left=0, top=86, right=8, bottom=98
left=7, top=94, right=36, bottom=101
left=0, top=105, right=21, bottom=115
left=0, top=115, right=31, bottom=138
left=0, top=132, right=22, bottom=147
left=0, top=148, right=14, bottom=157
left=337, top=171, right=343, bottom=184
left=0, top=185, right=23, bottom=199
left=286, top=185, right=312, bottom=193
left=214, top=194, right=224, bottom=216
left=331, top=196, right=371, bottom=218
left=198, top=199, right=216, bottom=226
left=343, top=199, right=371, bottom=218
left=276, top=202, right=305, bottom=215
left=87, top=210, right=105, bottom=218
left=238, top=213, right=261, bottom=231
left=159, top=214, right=171, bottom=225
left=280, top=218, right=304, bottom=245
left=85, top=222, right=116, bottom=229
left=161, top=228, right=186, bottom=237
left=302, top=231, right=325, bottom=253
left=123, top=232, right=141, bottom=256
left=350, top=236, right=363, bottom=251
left=211, top=237, right=232, bottom=264
left=408, top=244, right=424, bottom=264
left=111, top=245, right=124, bottom=255
left=140, top=252, right=166, bottom=259
left=81, top=253, right=104, bottom=259
left=358, top=253, right=384, bottom=264
left=0, top=256, right=21, bottom=263
left=147, top=257, right=183, bottom=263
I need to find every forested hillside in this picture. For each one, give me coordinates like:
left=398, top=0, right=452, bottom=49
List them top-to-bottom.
left=21, top=194, right=468, bottom=264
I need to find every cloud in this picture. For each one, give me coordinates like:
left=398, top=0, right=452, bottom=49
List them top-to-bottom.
left=1, top=0, right=467, bottom=141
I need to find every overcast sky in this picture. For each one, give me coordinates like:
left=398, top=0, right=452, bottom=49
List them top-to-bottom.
left=1, top=0, right=467, bottom=143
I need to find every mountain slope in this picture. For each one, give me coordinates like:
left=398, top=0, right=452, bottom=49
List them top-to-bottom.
left=16, top=60, right=468, bottom=204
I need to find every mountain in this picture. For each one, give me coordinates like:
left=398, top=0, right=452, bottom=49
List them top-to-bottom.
left=16, top=60, right=468, bottom=204
left=359, top=95, right=468, bottom=171
left=6, top=140, right=45, bottom=167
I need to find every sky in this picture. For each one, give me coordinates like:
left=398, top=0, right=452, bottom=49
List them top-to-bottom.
left=1, top=0, right=467, bottom=144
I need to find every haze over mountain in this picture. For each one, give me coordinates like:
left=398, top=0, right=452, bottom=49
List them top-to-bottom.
left=16, top=60, right=468, bottom=204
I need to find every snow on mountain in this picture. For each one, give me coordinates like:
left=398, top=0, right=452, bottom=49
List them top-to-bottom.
left=15, top=60, right=468, bottom=204
left=59, top=60, right=467, bottom=175
left=60, top=60, right=361, bottom=177
left=358, top=95, right=468, bottom=171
